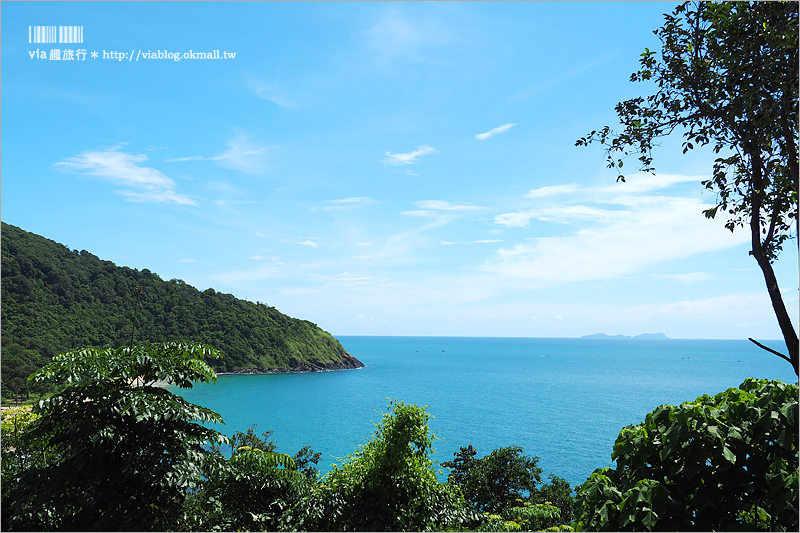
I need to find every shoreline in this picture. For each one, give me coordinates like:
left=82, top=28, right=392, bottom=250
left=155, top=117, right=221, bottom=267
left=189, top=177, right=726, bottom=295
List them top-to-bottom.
left=215, top=353, right=366, bottom=376
left=217, top=363, right=366, bottom=377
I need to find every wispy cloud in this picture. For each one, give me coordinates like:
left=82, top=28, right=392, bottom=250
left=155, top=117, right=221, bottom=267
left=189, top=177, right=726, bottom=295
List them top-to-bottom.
left=363, top=6, right=454, bottom=65
left=251, top=82, right=296, bottom=108
left=476, top=123, right=515, bottom=140
left=165, top=134, right=273, bottom=174
left=213, top=134, right=272, bottom=174
left=384, top=145, right=437, bottom=165
left=53, top=146, right=196, bottom=205
left=164, top=155, right=205, bottom=163
left=485, top=173, right=749, bottom=285
left=525, top=184, right=580, bottom=198
left=320, top=197, right=377, bottom=212
left=402, top=200, right=485, bottom=219
left=415, top=200, right=484, bottom=212
left=650, top=272, right=713, bottom=283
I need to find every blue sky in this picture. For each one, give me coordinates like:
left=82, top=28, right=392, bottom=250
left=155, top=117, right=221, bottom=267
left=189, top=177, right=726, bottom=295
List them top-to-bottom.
left=3, top=1, right=797, bottom=340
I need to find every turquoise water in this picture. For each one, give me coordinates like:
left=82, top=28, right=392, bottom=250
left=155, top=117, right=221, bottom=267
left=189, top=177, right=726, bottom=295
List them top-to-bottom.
left=172, top=337, right=798, bottom=488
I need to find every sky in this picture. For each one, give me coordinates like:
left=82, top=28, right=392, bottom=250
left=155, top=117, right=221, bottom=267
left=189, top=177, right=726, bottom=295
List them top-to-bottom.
left=2, top=1, right=798, bottom=340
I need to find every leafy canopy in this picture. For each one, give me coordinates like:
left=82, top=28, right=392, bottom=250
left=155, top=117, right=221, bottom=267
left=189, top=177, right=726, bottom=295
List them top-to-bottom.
left=2, top=342, right=227, bottom=531
left=574, top=378, right=799, bottom=531
left=299, top=400, right=476, bottom=531
left=443, top=445, right=543, bottom=514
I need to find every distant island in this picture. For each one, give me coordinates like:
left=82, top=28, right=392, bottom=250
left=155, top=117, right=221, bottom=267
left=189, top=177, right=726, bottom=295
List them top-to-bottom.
left=1, top=222, right=364, bottom=387
left=581, top=333, right=671, bottom=340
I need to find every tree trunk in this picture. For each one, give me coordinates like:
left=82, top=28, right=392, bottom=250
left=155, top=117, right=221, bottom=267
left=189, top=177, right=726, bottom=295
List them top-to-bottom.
left=749, top=150, right=799, bottom=375
left=751, top=246, right=799, bottom=375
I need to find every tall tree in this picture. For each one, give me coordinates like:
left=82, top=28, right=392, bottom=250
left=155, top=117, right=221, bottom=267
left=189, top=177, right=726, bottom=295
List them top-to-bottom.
left=576, top=1, right=798, bottom=374
left=2, top=342, right=227, bottom=531
left=442, top=445, right=543, bottom=514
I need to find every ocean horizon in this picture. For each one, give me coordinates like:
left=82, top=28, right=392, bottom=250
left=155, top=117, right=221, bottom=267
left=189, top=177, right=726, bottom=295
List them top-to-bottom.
left=172, top=336, right=797, bottom=488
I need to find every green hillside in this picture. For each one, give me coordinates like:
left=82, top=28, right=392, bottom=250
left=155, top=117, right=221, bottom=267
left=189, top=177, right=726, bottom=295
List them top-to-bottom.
left=1, top=222, right=363, bottom=397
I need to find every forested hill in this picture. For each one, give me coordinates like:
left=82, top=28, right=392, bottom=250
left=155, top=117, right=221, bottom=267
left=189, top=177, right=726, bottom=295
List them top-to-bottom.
left=1, top=222, right=363, bottom=378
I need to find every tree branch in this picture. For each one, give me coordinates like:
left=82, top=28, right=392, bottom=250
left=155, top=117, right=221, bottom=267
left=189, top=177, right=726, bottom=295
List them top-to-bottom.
left=763, top=195, right=780, bottom=250
left=748, top=338, right=793, bottom=366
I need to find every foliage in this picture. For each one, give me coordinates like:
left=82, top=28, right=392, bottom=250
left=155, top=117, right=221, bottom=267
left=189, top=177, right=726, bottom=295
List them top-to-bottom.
left=575, top=1, right=799, bottom=373
left=0, top=221, right=362, bottom=393
left=1, top=342, right=228, bottom=531
left=0, top=344, right=45, bottom=403
left=574, top=378, right=799, bottom=531
left=297, top=400, right=477, bottom=531
left=0, top=407, right=53, bottom=485
left=230, top=423, right=279, bottom=454
left=227, top=424, right=321, bottom=480
left=293, top=443, right=323, bottom=481
left=442, top=445, right=544, bottom=514
left=183, top=446, right=310, bottom=532
left=539, top=474, right=576, bottom=525
left=502, top=502, right=562, bottom=532
left=474, top=513, right=523, bottom=532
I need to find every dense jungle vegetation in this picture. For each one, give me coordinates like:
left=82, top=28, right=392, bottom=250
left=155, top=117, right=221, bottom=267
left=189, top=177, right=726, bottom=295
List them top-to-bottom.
left=1, top=222, right=362, bottom=401
left=1, top=343, right=797, bottom=531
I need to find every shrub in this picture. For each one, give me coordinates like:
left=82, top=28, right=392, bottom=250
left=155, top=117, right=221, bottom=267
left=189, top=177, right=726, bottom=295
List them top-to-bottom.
left=574, top=378, right=799, bottom=531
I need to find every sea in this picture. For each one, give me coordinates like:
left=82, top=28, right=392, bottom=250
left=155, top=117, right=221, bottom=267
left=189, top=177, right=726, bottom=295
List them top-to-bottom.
left=170, top=336, right=798, bottom=488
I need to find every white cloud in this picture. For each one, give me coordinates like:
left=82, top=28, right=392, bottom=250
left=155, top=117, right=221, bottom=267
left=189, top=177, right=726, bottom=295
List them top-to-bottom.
left=363, top=6, right=453, bottom=65
left=251, top=82, right=296, bottom=108
left=475, top=123, right=516, bottom=140
left=162, top=134, right=274, bottom=174
left=212, top=134, right=272, bottom=174
left=384, top=145, right=437, bottom=165
left=53, top=146, right=196, bottom=205
left=164, top=156, right=205, bottom=162
left=485, top=174, right=750, bottom=285
left=526, top=184, right=580, bottom=198
left=322, top=197, right=377, bottom=211
left=402, top=200, right=484, bottom=221
left=415, top=200, right=484, bottom=212
left=402, top=210, right=438, bottom=218
left=494, top=211, right=537, bottom=228
left=468, top=239, right=503, bottom=244
left=299, top=240, right=319, bottom=248
left=650, top=272, right=713, bottom=283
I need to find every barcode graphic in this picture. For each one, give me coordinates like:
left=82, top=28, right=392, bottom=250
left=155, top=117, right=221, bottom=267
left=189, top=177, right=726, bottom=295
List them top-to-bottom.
left=29, top=26, right=83, bottom=44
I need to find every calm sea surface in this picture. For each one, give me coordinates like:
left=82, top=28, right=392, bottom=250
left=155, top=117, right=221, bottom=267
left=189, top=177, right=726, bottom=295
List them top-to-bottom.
left=171, top=337, right=798, bottom=488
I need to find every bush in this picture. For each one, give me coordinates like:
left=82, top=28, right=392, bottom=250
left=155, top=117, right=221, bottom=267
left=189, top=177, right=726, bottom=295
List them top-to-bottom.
left=1, top=342, right=226, bottom=531
left=574, top=378, right=799, bottom=531
left=298, top=400, right=476, bottom=531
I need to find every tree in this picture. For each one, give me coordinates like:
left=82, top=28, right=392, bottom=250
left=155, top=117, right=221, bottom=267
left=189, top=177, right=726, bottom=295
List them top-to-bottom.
left=576, top=1, right=799, bottom=374
left=2, top=342, right=227, bottom=531
left=573, top=378, right=799, bottom=531
left=299, top=400, right=476, bottom=531
left=230, top=423, right=278, bottom=453
left=443, top=445, right=544, bottom=514
left=184, top=446, right=310, bottom=532
left=539, top=474, right=576, bottom=525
